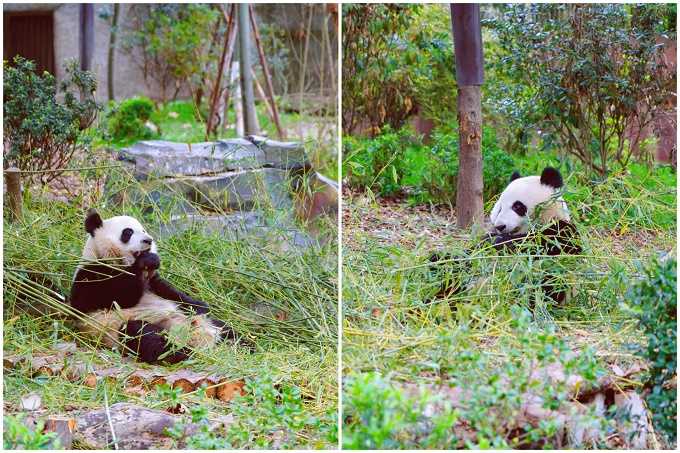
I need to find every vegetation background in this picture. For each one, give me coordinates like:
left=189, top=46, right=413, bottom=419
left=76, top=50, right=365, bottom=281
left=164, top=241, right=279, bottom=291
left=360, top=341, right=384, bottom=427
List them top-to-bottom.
left=4, top=3, right=338, bottom=449
left=342, top=3, right=676, bottom=449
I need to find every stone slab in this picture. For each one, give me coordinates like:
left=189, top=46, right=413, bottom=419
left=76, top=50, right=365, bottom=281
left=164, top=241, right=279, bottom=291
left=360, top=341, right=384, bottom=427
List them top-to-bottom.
left=118, top=137, right=307, bottom=178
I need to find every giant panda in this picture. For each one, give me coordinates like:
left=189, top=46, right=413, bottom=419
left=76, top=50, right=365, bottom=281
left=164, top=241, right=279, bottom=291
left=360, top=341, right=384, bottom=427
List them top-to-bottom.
left=429, top=166, right=581, bottom=305
left=70, top=209, right=235, bottom=364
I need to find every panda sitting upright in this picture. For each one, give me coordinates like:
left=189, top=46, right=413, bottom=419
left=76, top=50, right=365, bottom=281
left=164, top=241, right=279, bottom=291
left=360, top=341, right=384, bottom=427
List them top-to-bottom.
left=430, top=166, right=581, bottom=304
left=70, top=209, right=235, bottom=364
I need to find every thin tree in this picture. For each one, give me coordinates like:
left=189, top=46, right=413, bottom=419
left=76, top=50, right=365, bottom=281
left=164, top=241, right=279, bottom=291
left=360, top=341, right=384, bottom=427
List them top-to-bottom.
left=107, top=3, right=120, bottom=101
left=238, top=3, right=259, bottom=135
left=79, top=4, right=94, bottom=72
left=450, top=4, right=484, bottom=229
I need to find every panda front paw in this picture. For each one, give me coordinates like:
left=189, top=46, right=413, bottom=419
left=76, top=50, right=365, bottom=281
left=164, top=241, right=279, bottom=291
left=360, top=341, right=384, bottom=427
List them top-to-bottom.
left=133, top=251, right=160, bottom=273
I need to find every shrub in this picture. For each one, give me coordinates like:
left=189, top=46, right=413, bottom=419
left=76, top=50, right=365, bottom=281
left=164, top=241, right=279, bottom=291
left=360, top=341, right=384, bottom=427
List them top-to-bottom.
left=121, top=4, right=220, bottom=104
left=342, top=4, right=420, bottom=135
left=405, top=4, right=458, bottom=126
left=488, top=4, right=675, bottom=176
left=3, top=57, right=100, bottom=184
left=105, top=96, right=158, bottom=144
left=343, top=126, right=515, bottom=205
left=343, top=126, right=418, bottom=196
left=422, top=126, right=515, bottom=205
left=624, top=257, right=677, bottom=446
left=3, top=415, right=59, bottom=449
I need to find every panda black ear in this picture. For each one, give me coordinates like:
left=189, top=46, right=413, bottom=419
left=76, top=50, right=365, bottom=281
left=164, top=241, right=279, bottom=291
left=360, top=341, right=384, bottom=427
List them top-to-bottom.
left=540, top=167, right=563, bottom=189
left=509, top=171, right=521, bottom=183
left=85, top=208, right=103, bottom=236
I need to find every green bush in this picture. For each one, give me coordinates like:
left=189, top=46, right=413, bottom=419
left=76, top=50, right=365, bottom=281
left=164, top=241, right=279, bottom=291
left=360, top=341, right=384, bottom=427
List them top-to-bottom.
left=342, top=4, right=421, bottom=135
left=488, top=4, right=675, bottom=176
left=3, top=56, right=100, bottom=184
left=105, top=96, right=158, bottom=144
left=343, top=126, right=515, bottom=205
left=569, top=163, right=676, bottom=231
left=624, top=257, right=677, bottom=446
left=3, top=415, right=59, bottom=449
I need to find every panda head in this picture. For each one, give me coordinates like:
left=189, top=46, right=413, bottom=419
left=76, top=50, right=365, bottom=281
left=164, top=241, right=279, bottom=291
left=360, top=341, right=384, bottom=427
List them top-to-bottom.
left=489, top=167, right=571, bottom=235
left=81, top=209, right=156, bottom=265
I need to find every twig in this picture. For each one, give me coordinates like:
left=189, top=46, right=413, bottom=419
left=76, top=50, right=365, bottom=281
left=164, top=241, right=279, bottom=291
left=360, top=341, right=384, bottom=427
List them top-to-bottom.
left=15, top=164, right=124, bottom=174
left=103, top=385, right=119, bottom=450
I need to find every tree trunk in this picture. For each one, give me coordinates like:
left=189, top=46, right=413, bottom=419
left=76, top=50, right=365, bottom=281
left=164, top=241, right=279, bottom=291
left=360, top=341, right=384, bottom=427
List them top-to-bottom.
left=79, top=4, right=94, bottom=72
left=107, top=4, right=120, bottom=101
left=238, top=4, right=259, bottom=136
left=451, top=4, right=484, bottom=229
left=206, top=5, right=235, bottom=139
left=249, top=5, right=285, bottom=139
left=456, top=85, right=484, bottom=229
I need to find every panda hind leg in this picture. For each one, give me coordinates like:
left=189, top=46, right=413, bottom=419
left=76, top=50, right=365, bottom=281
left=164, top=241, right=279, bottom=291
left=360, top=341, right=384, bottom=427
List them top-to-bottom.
left=121, top=320, right=190, bottom=364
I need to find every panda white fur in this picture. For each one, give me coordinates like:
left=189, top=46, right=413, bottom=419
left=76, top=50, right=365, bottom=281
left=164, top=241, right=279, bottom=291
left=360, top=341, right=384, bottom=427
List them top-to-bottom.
left=429, top=166, right=581, bottom=304
left=70, top=209, right=234, bottom=364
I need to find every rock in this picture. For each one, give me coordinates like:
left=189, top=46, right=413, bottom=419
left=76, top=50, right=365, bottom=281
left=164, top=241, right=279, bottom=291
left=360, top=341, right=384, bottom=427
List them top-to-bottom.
left=244, top=135, right=309, bottom=170
left=106, top=138, right=329, bottom=250
left=118, top=138, right=307, bottom=178
left=108, top=168, right=293, bottom=215
left=164, top=168, right=293, bottom=212
left=158, top=212, right=315, bottom=251
left=74, top=402, right=228, bottom=449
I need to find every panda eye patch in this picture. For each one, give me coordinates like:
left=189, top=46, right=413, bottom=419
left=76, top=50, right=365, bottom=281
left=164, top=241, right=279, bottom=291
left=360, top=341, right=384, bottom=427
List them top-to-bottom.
left=512, top=201, right=528, bottom=217
left=120, top=228, right=134, bottom=243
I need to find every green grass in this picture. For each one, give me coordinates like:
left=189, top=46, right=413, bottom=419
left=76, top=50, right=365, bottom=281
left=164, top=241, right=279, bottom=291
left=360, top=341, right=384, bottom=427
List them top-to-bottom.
left=342, top=163, right=676, bottom=449
left=3, top=167, right=338, bottom=449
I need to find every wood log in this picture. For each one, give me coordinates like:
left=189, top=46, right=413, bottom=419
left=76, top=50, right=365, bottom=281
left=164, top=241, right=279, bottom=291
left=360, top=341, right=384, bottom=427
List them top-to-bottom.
left=5, top=167, right=23, bottom=221
left=6, top=350, right=246, bottom=402
left=215, top=379, right=246, bottom=402
left=75, top=403, right=212, bottom=449
left=44, top=417, right=76, bottom=449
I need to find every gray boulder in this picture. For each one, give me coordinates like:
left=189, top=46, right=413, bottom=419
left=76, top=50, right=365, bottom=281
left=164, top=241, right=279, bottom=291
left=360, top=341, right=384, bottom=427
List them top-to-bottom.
left=118, top=136, right=307, bottom=178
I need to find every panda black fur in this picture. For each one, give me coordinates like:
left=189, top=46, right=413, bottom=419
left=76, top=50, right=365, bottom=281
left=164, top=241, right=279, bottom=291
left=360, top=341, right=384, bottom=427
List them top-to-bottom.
left=429, top=166, right=581, bottom=305
left=70, top=209, right=235, bottom=364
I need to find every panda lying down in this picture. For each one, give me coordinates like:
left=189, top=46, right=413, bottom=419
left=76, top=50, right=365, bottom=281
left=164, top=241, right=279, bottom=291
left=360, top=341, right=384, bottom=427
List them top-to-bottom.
left=430, top=166, right=582, bottom=304
left=70, top=209, right=238, bottom=364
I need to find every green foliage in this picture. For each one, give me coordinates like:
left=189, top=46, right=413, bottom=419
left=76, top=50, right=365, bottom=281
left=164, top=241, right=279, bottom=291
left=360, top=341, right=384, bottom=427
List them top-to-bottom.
left=121, top=4, right=220, bottom=103
left=342, top=4, right=421, bottom=135
left=342, top=4, right=463, bottom=134
left=487, top=4, right=675, bottom=176
left=404, top=5, right=457, bottom=125
left=3, top=56, right=100, bottom=184
left=105, top=96, right=158, bottom=144
left=343, top=126, right=515, bottom=205
left=569, top=163, right=676, bottom=231
left=624, top=257, right=677, bottom=445
left=343, top=308, right=609, bottom=449
left=342, top=372, right=426, bottom=449
left=225, top=376, right=338, bottom=449
left=164, top=377, right=338, bottom=449
left=159, top=384, right=233, bottom=449
left=3, top=415, right=60, bottom=449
